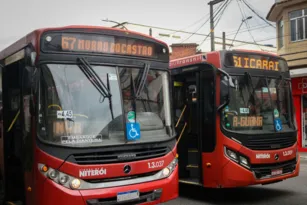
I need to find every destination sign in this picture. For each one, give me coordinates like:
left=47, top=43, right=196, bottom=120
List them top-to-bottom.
left=41, top=32, right=168, bottom=59
left=225, top=53, right=287, bottom=72
left=232, top=116, right=263, bottom=128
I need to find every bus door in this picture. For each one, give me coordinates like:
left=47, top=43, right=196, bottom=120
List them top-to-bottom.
left=2, top=53, right=35, bottom=205
left=0, top=64, right=3, bottom=204
left=173, top=64, right=216, bottom=186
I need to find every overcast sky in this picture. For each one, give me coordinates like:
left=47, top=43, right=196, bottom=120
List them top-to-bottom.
left=0, top=0, right=277, bottom=52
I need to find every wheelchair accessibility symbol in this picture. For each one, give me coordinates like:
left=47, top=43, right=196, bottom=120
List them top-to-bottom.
left=274, top=118, right=282, bottom=132
left=126, top=122, right=141, bottom=141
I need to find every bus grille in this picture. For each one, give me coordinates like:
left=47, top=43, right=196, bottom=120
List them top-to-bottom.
left=246, top=136, right=296, bottom=150
left=72, top=146, right=169, bottom=165
left=250, top=158, right=297, bottom=179
left=83, top=171, right=159, bottom=183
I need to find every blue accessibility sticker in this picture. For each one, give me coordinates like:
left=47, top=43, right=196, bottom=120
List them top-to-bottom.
left=274, top=118, right=282, bottom=132
left=126, top=122, right=141, bottom=141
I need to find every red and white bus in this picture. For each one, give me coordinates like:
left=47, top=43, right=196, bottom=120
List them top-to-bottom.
left=0, top=25, right=178, bottom=205
left=170, top=50, right=299, bottom=188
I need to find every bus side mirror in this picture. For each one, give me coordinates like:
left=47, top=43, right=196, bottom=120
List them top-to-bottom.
left=24, top=47, right=38, bottom=90
left=25, top=47, right=36, bottom=67
left=24, top=65, right=39, bottom=116
left=24, top=66, right=34, bottom=91
left=217, top=69, right=232, bottom=111
left=220, top=76, right=229, bottom=103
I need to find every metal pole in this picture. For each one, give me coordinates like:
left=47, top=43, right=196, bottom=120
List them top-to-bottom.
left=208, top=0, right=225, bottom=51
left=210, top=3, right=215, bottom=51
left=229, top=16, right=252, bottom=49
left=229, top=21, right=244, bottom=49
left=149, top=28, right=152, bottom=36
left=222, top=32, right=226, bottom=50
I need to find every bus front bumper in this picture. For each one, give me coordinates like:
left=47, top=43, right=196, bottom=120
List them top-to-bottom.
left=221, top=156, right=300, bottom=188
left=38, top=166, right=178, bottom=205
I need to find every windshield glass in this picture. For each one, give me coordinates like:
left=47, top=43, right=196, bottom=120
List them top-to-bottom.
left=38, top=64, right=172, bottom=147
left=221, top=75, right=294, bottom=134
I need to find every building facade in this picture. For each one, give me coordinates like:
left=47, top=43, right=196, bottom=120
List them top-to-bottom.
left=267, top=0, right=307, bottom=152
left=169, top=43, right=200, bottom=60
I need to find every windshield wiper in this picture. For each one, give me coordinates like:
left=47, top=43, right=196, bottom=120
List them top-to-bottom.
left=77, top=58, right=112, bottom=101
left=77, top=58, right=114, bottom=120
left=133, top=63, right=152, bottom=112
left=135, top=63, right=150, bottom=98
left=107, top=72, right=114, bottom=120
left=244, top=72, right=257, bottom=105
left=244, top=72, right=255, bottom=93
left=130, top=74, right=137, bottom=115
left=276, top=74, right=284, bottom=110
left=264, top=76, right=277, bottom=132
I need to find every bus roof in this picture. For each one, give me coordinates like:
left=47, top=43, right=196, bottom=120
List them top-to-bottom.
left=0, top=25, right=168, bottom=61
left=169, top=49, right=279, bottom=69
left=232, top=49, right=278, bottom=57
left=169, top=54, right=207, bottom=69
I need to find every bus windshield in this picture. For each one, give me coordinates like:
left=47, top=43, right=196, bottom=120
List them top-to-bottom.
left=38, top=64, right=172, bottom=147
left=221, top=74, right=295, bottom=134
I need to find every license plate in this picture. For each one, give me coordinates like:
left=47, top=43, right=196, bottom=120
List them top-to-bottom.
left=271, top=169, right=283, bottom=176
left=117, top=190, right=139, bottom=202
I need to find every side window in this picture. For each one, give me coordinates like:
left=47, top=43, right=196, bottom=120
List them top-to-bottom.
left=289, top=9, right=307, bottom=41
left=201, top=71, right=216, bottom=152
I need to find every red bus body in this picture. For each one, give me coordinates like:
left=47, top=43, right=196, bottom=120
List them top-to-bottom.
left=0, top=26, right=178, bottom=204
left=170, top=51, right=299, bottom=188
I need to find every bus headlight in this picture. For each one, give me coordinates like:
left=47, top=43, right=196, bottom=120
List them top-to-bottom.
left=224, top=147, right=250, bottom=169
left=225, top=147, right=238, bottom=162
left=239, top=156, right=250, bottom=168
left=158, top=158, right=178, bottom=179
left=38, top=163, right=83, bottom=190
left=162, top=167, right=170, bottom=176
left=48, top=170, right=58, bottom=179
left=60, top=175, right=70, bottom=185
left=70, top=179, right=81, bottom=189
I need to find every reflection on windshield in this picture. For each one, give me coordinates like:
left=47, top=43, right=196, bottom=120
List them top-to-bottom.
left=38, top=64, right=172, bottom=147
left=221, top=75, right=294, bottom=133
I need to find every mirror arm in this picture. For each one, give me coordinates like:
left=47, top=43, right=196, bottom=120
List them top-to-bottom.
left=217, top=68, right=230, bottom=94
left=217, top=68, right=230, bottom=77
left=217, top=98, right=230, bottom=112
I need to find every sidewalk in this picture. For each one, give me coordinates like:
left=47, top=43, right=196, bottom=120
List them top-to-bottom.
left=300, top=152, right=307, bottom=160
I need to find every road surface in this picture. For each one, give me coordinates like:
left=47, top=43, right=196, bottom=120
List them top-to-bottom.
left=164, top=158, right=307, bottom=205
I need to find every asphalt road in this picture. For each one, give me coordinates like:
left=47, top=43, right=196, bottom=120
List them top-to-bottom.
left=164, top=159, right=307, bottom=205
